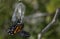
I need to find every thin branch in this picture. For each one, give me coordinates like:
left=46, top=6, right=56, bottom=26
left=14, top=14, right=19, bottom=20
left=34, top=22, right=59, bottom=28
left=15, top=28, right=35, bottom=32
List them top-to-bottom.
left=38, top=8, right=59, bottom=39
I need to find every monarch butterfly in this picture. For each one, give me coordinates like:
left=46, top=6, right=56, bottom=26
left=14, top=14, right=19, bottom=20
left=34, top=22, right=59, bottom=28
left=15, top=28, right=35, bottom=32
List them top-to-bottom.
left=7, top=0, right=30, bottom=37
left=7, top=20, right=30, bottom=37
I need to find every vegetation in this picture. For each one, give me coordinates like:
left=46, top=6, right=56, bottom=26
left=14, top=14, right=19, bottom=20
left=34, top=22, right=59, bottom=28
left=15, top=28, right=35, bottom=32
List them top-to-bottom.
left=0, top=0, right=60, bottom=39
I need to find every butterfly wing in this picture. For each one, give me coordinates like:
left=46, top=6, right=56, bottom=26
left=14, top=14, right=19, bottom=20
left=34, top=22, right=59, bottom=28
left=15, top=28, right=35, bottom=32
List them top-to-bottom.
left=7, top=23, right=24, bottom=35
left=19, top=30, right=30, bottom=37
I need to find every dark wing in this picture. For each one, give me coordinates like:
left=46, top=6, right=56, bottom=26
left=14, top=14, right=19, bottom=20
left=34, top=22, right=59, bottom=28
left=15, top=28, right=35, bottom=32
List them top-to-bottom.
left=7, top=23, right=24, bottom=35
left=19, top=30, right=30, bottom=37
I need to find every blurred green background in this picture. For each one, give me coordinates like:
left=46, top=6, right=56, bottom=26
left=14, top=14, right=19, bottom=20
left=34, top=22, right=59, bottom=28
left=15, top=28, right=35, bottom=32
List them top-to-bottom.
left=0, top=0, right=60, bottom=39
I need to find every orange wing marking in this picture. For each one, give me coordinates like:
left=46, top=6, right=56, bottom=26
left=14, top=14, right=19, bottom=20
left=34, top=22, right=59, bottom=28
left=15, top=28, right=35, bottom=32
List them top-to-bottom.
left=14, top=24, right=22, bottom=34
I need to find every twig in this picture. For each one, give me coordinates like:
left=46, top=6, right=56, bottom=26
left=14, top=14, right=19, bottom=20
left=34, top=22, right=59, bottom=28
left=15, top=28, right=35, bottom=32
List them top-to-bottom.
left=38, top=8, right=59, bottom=39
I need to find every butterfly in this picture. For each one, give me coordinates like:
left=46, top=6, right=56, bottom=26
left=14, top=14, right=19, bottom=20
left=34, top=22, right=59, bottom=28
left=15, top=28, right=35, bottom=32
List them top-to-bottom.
left=7, top=20, right=30, bottom=37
